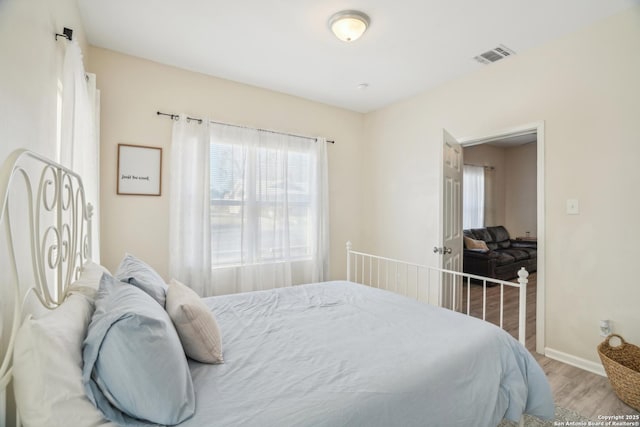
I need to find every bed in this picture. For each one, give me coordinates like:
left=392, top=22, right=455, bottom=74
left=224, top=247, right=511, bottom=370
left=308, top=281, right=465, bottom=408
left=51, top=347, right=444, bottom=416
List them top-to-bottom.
left=0, top=150, right=554, bottom=427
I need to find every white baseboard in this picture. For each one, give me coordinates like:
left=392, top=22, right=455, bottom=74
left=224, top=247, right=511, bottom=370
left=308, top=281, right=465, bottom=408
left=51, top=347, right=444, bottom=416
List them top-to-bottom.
left=544, top=347, right=606, bottom=377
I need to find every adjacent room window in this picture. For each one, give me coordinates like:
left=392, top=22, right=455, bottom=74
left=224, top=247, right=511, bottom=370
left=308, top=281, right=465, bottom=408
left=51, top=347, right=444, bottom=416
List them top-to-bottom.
left=463, top=165, right=485, bottom=229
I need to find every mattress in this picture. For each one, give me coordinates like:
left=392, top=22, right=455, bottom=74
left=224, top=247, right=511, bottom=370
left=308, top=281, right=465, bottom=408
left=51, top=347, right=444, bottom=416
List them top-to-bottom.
left=183, top=281, right=554, bottom=427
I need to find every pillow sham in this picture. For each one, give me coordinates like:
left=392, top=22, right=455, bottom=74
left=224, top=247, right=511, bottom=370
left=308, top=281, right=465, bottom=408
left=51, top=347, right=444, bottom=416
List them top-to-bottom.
left=115, top=253, right=167, bottom=307
left=83, top=274, right=195, bottom=426
left=166, top=278, right=224, bottom=364
left=13, top=291, right=116, bottom=427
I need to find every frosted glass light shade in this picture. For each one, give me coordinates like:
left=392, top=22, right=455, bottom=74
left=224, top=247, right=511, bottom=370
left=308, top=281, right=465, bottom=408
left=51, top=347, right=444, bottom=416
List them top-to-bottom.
left=329, top=11, right=370, bottom=42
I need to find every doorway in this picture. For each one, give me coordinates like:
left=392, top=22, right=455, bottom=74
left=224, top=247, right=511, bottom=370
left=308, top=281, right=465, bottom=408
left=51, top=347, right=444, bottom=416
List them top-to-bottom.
left=458, top=122, right=545, bottom=355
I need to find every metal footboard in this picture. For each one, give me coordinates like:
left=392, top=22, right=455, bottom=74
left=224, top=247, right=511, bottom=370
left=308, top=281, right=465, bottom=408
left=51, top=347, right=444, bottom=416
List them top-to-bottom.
left=345, top=241, right=529, bottom=345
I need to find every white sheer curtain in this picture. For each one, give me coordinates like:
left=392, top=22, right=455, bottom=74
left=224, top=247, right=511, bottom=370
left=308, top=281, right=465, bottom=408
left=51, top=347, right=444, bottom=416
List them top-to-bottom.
left=60, top=41, right=100, bottom=260
left=169, top=116, right=212, bottom=296
left=170, top=117, right=329, bottom=296
left=311, top=137, right=330, bottom=283
left=463, top=165, right=485, bottom=229
left=483, top=167, right=496, bottom=226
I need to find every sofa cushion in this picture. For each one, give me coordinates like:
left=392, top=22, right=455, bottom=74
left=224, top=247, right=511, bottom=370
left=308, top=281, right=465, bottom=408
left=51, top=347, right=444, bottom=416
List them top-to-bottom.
left=488, top=226, right=511, bottom=244
left=471, top=228, right=493, bottom=243
left=471, top=228, right=500, bottom=249
left=497, top=240, right=511, bottom=249
left=511, top=240, right=537, bottom=249
left=516, top=247, right=537, bottom=258
left=499, top=249, right=529, bottom=261
left=494, top=252, right=516, bottom=266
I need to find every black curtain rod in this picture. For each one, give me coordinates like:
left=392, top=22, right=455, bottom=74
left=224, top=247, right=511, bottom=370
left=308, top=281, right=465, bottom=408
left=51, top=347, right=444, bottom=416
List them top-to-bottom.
left=55, top=27, right=73, bottom=41
left=156, top=111, right=335, bottom=144
left=464, top=163, right=495, bottom=170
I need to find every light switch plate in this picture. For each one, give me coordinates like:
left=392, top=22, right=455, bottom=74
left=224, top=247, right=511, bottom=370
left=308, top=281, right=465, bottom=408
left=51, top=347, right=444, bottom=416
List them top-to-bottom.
left=566, top=199, right=579, bottom=215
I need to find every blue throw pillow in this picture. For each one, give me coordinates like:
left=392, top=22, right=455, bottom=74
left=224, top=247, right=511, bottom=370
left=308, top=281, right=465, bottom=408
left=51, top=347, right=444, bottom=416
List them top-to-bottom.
left=115, top=253, right=168, bottom=307
left=82, top=274, right=195, bottom=426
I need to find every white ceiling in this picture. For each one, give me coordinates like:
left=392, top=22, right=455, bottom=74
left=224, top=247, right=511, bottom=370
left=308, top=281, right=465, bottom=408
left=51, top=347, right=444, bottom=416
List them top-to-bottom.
left=77, top=0, right=638, bottom=113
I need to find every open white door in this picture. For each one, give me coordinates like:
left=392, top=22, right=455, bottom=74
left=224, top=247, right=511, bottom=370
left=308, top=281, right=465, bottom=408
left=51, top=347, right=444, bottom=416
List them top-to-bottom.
left=436, top=130, right=463, bottom=310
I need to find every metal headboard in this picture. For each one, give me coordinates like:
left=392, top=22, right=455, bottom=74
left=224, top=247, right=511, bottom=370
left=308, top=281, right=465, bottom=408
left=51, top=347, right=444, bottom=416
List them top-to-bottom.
left=0, top=149, right=93, bottom=426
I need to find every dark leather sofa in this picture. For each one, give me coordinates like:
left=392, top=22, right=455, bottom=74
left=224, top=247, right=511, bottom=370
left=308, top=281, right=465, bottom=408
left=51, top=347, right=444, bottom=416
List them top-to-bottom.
left=463, top=225, right=537, bottom=281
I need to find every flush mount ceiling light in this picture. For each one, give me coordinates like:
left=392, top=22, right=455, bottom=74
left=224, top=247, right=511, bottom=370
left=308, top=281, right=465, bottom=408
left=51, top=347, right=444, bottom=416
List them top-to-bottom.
left=329, top=10, right=370, bottom=42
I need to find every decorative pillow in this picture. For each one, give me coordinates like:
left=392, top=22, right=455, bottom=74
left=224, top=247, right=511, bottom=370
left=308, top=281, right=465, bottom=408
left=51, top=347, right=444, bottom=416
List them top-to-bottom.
left=464, top=236, right=490, bottom=252
left=115, top=253, right=167, bottom=307
left=83, top=274, right=195, bottom=426
left=166, top=279, right=224, bottom=364
left=13, top=291, right=116, bottom=427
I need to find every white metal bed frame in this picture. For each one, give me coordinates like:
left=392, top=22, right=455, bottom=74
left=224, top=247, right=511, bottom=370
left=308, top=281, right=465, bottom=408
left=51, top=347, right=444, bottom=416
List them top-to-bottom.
left=0, top=150, right=530, bottom=426
left=0, top=150, right=92, bottom=427
left=346, top=241, right=529, bottom=346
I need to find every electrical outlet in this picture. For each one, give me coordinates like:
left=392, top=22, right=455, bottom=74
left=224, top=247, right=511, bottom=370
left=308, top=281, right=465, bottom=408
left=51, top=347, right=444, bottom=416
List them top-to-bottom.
left=599, top=319, right=611, bottom=337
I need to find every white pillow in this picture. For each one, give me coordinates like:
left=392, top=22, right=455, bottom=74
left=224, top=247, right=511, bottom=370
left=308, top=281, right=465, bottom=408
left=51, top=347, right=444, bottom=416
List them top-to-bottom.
left=79, top=260, right=111, bottom=284
left=66, top=261, right=112, bottom=299
left=166, top=279, right=224, bottom=364
left=13, top=292, right=116, bottom=427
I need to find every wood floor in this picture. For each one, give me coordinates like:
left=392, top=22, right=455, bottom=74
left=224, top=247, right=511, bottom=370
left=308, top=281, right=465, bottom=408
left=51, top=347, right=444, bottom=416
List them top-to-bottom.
left=462, top=274, right=640, bottom=420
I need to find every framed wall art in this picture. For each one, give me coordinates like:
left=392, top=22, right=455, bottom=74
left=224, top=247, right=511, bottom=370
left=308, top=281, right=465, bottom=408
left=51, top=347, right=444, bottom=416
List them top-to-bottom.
left=117, top=144, right=162, bottom=196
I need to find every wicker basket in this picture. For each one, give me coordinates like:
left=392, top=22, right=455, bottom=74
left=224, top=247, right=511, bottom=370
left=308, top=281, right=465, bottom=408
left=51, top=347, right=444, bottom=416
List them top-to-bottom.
left=597, top=334, right=640, bottom=411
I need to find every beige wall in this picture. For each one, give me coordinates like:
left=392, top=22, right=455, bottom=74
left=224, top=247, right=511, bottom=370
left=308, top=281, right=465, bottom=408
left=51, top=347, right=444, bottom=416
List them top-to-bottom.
left=0, top=0, right=88, bottom=162
left=362, top=7, right=640, bottom=366
left=88, top=47, right=363, bottom=283
left=505, top=143, right=537, bottom=237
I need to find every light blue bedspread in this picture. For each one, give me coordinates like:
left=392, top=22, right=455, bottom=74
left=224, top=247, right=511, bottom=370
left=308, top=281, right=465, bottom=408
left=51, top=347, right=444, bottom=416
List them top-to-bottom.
left=183, top=281, right=554, bottom=427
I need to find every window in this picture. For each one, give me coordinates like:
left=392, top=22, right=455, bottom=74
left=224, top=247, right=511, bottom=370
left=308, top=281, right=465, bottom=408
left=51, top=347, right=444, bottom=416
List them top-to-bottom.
left=170, top=117, right=329, bottom=295
left=209, top=133, right=316, bottom=267
left=463, top=165, right=485, bottom=229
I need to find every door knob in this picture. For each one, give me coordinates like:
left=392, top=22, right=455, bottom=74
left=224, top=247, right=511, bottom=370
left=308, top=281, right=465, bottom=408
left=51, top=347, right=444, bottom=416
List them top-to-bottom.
left=434, top=246, right=452, bottom=254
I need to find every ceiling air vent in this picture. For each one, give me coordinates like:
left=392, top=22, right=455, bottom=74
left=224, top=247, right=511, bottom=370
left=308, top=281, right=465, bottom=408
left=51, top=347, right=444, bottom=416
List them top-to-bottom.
left=474, top=44, right=516, bottom=64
